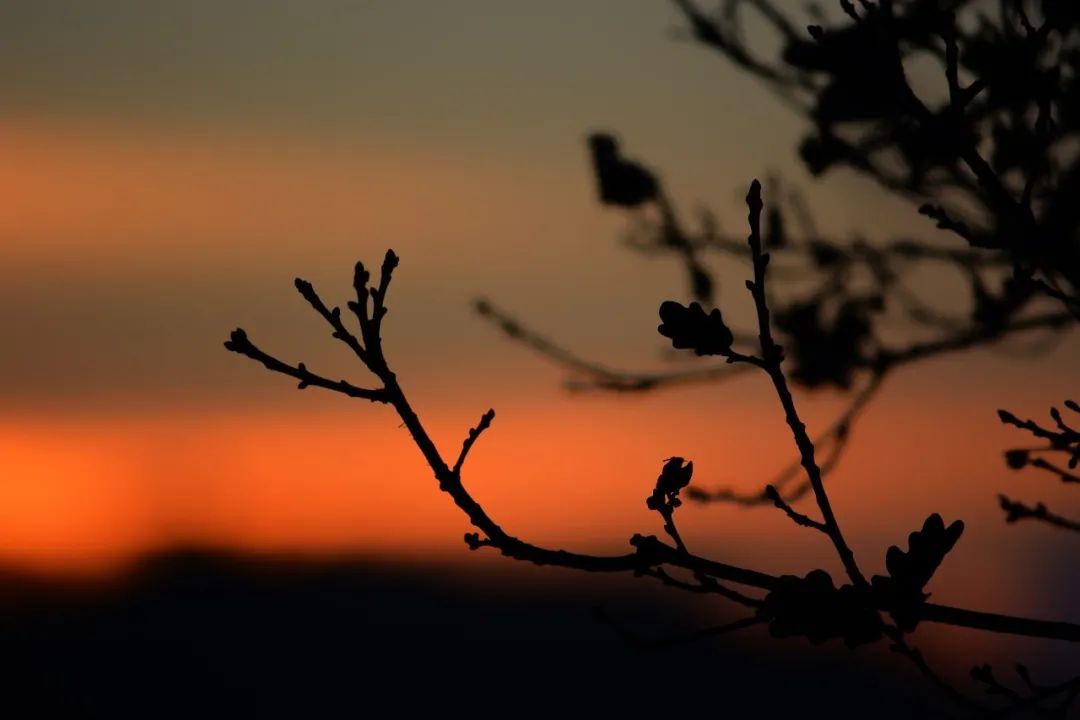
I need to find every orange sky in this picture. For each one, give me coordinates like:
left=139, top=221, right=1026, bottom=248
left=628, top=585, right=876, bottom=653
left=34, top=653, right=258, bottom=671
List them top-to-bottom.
left=0, top=5, right=1076, bottom=666
left=0, top=115, right=1074, bottom=591
left=0, top=368, right=1074, bottom=626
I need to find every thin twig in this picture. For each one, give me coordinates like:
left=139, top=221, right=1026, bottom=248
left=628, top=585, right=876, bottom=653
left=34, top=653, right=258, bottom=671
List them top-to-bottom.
left=740, top=179, right=867, bottom=587
left=474, top=298, right=754, bottom=391
left=689, top=371, right=884, bottom=505
left=453, top=408, right=496, bottom=476
left=766, top=484, right=827, bottom=532
left=999, top=496, right=1080, bottom=534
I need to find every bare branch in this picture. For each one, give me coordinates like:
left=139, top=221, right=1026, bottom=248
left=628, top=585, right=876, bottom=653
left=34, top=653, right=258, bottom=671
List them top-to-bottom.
left=742, top=179, right=867, bottom=587
left=226, top=250, right=1080, bottom=644
left=294, top=278, right=369, bottom=365
left=474, top=298, right=754, bottom=392
left=224, top=329, right=388, bottom=403
left=689, top=371, right=883, bottom=506
left=453, top=408, right=496, bottom=476
left=766, top=484, right=827, bottom=533
left=999, top=496, right=1080, bottom=534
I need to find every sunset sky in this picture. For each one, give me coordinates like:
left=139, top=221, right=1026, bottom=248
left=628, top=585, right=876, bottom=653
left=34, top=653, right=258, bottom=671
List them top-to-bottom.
left=0, top=0, right=1076, bottom=653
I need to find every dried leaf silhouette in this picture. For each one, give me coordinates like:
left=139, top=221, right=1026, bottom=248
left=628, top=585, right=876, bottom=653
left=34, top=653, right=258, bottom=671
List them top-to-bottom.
left=588, top=133, right=659, bottom=208
left=657, top=301, right=734, bottom=356
left=647, top=457, right=694, bottom=512
left=871, top=514, right=964, bottom=632
left=761, top=569, right=882, bottom=648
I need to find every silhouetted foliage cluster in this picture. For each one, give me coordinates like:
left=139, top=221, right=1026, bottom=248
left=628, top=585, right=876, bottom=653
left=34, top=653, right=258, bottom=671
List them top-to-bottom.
left=476, top=0, right=1078, bottom=517
left=674, top=0, right=1080, bottom=312
left=677, top=0, right=1080, bottom=365
left=773, top=296, right=876, bottom=389
left=762, top=568, right=882, bottom=647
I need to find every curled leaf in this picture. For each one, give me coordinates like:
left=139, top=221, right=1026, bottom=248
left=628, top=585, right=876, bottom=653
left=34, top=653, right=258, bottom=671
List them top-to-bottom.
left=657, top=301, right=734, bottom=356
left=871, top=514, right=964, bottom=632
left=761, top=569, right=882, bottom=647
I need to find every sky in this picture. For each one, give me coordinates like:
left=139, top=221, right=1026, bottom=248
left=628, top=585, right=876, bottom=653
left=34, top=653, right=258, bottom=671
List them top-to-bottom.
left=0, top=0, right=1076, bottom=654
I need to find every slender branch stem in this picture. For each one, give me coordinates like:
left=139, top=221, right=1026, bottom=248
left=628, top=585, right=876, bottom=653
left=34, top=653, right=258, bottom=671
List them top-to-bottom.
left=743, top=180, right=867, bottom=587
left=226, top=250, right=1080, bottom=666
left=474, top=298, right=753, bottom=392
left=690, top=308, right=1071, bottom=507
left=874, top=312, right=1074, bottom=369
left=224, top=330, right=388, bottom=403
left=690, top=372, right=884, bottom=505
left=453, top=408, right=495, bottom=476
left=766, top=484, right=827, bottom=532
left=999, top=496, right=1080, bottom=534
left=638, top=567, right=764, bottom=608
left=919, top=603, right=1080, bottom=641
left=884, top=626, right=986, bottom=713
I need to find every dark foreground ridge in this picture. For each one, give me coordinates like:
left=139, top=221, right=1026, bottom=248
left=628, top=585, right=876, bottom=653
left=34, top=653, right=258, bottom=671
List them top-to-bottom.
left=0, top=550, right=955, bottom=719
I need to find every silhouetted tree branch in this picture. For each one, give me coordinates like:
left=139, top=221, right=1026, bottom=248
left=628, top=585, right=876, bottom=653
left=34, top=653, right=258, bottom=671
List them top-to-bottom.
left=476, top=0, right=1079, bottom=523
left=671, top=0, right=1080, bottom=308
left=223, top=1, right=1080, bottom=710
left=227, top=180, right=1080, bottom=715
left=473, top=298, right=754, bottom=392
left=997, top=400, right=1080, bottom=534
left=999, top=497, right=1080, bottom=534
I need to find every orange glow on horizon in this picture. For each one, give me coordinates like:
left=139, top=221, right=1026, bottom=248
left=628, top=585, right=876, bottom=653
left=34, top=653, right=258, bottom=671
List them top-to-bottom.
left=0, top=392, right=1063, bottom=616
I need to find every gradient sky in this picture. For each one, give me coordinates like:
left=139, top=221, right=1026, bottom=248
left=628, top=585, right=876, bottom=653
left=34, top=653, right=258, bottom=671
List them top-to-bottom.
left=0, top=1, right=1076, bottom=648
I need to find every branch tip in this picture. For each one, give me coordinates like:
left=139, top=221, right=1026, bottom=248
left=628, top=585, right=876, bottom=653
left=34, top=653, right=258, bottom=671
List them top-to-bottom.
left=453, top=408, right=498, bottom=475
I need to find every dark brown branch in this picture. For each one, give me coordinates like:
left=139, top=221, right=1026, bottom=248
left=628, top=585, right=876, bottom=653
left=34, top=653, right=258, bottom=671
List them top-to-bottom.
left=668, top=0, right=813, bottom=95
left=741, top=179, right=867, bottom=587
left=918, top=203, right=978, bottom=246
left=227, top=249, right=1080, bottom=650
left=294, top=278, right=370, bottom=365
left=1031, top=278, right=1080, bottom=320
left=474, top=298, right=754, bottom=392
left=687, top=312, right=1069, bottom=508
left=874, top=312, right=1074, bottom=369
left=223, top=330, right=388, bottom=403
left=689, top=371, right=884, bottom=506
left=999, top=402, right=1080, bottom=525
left=453, top=408, right=495, bottom=476
left=1029, top=458, right=1080, bottom=484
left=766, top=484, right=827, bottom=532
left=999, top=496, right=1080, bottom=534
left=637, top=566, right=763, bottom=609
left=917, top=601, right=1080, bottom=642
